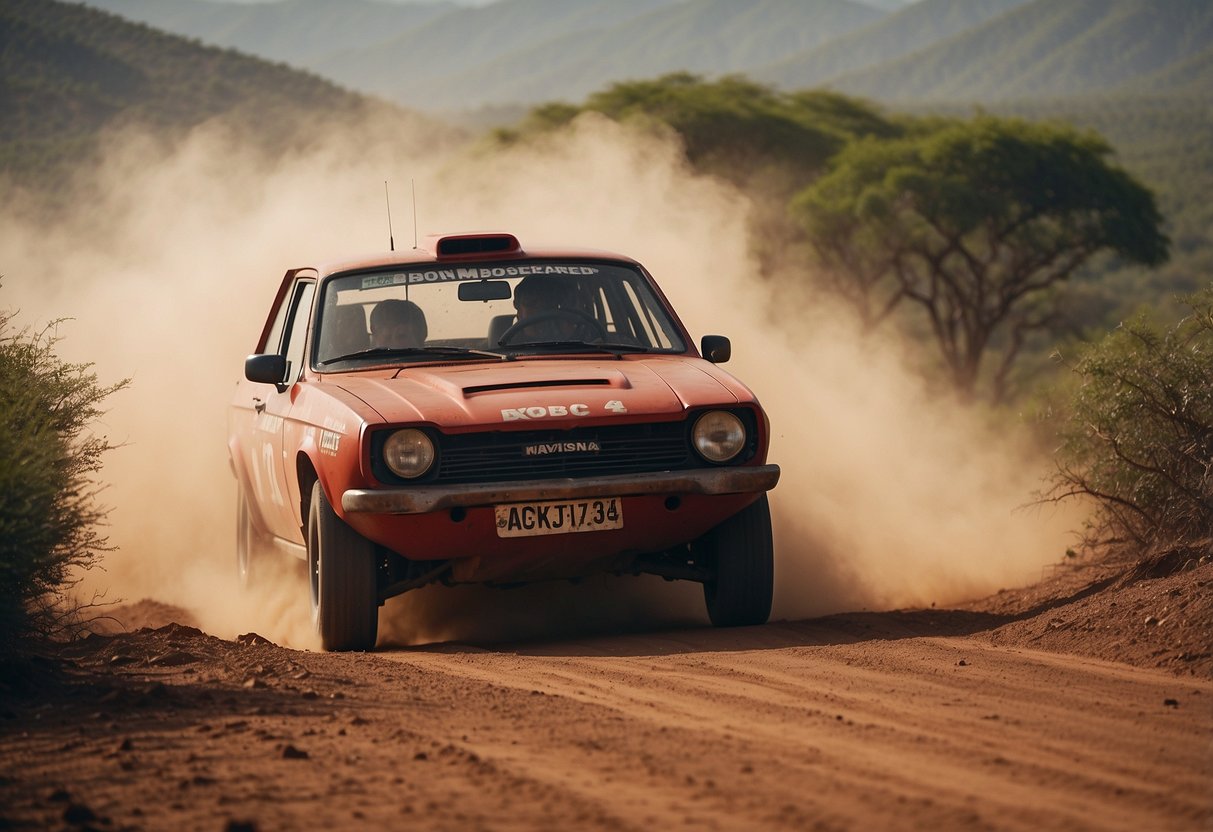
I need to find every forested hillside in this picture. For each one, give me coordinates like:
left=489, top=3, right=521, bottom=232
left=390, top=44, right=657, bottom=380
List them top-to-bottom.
left=0, top=0, right=433, bottom=195
left=71, top=0, right=459, bottom=66
left=75, top=0, right=1213, bottom=116
left=76, top=0, right=886, bottom=114
left=315, top=0, right=682, bottom=103
left=318, top=0, right=883, bottom=112
left=755, top=0, right=1031, bottom=91
left=828, top=0, right=1213, bottom=101
left=1119, top=47, right=1213, bottom=100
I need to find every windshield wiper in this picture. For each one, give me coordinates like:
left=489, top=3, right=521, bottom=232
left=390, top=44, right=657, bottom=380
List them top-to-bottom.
left=505, top=340, right=652, bottom=356
left=319, top=346, right=509, bottom=365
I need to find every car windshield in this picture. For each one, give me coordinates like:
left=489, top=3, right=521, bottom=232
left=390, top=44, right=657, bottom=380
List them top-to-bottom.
left=313, top=260, right=686, bottom=368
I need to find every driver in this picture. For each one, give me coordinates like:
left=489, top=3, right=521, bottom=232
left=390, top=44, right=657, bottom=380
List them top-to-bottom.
left=511, top=275, right=579, bottom=340
left=513, top=275, right=570, bottom=318
left=370, top=299, right=427, bottom=348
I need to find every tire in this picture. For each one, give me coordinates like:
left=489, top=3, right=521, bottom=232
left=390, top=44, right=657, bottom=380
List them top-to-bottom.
left=307, top=480, right=379, bottom=651
left=236, top=486, right=268, bottom=588
left=696, top=494, right=774, bottom=627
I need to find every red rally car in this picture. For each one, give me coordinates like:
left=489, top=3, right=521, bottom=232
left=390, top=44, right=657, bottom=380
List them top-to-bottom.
left=228, top=233, right=780, bottom=650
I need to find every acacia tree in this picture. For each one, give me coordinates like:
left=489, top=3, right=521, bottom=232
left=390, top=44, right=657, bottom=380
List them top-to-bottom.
left=499, top=74, right=904, bottom=189
left=496, top=75, right=905, bottom=281
left=792, top=116, right=1169, bottom=402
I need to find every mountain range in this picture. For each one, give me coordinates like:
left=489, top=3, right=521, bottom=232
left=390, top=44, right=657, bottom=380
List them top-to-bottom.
left=0, top=0, right=436, bottom=193
left=74, top=0, right=1213, bottom=115
left=824, top=0, right=1213, bottom=101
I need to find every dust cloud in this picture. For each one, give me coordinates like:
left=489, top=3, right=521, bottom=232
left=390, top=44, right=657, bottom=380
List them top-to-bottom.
left=0, top=111, right=1079, bottom=648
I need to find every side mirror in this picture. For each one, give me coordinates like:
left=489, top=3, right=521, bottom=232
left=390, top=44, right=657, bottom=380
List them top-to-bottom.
left=700, top=335, right=731, bottom=364
left=245, top=354, right=287, bottom=384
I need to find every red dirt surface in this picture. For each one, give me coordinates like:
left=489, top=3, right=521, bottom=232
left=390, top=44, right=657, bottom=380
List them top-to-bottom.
left=1, top=557, right=1210, bottom=830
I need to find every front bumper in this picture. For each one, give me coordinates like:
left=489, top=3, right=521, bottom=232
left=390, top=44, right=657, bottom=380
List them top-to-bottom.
left=342, top=464, right=780, bottom=515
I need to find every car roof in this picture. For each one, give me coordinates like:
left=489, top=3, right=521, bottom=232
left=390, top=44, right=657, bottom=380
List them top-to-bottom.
left=309, top=233, right=642, bottom=279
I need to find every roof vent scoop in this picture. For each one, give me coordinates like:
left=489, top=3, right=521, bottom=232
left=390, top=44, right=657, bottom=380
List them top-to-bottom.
left=433, top=233, right=521, bottom=258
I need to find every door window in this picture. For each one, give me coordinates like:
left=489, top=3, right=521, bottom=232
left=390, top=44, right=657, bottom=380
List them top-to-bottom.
left=282, top=282, right=316, bottom=382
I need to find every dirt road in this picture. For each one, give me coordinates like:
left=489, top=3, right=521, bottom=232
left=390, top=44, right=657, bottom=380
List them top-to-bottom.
left=2, top=608, right=1209, bottom=831
left=390, top=624, right=1210, bottom=830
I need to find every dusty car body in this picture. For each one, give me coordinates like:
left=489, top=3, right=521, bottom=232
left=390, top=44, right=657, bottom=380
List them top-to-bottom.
left=228, top=233, right=779, bottom=650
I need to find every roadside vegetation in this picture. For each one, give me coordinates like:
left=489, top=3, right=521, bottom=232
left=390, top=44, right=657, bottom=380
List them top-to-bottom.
left=1048, top=290, right=1213, bottom=559
left=0, top=297, right=127, bottom=653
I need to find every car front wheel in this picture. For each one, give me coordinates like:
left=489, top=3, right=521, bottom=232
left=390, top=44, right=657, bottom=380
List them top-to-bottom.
left=307, top=480, right=379, bottom=651
left=696, top=494, right=774, bottom=627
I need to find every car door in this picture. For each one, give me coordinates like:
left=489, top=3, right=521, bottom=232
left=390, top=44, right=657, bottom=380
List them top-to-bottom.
left=244, top=276, right=316, bottom=542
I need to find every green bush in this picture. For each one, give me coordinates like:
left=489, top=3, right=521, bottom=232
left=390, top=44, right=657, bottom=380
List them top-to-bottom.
left=1049, top=287, right=1213, bottom=555
left=0, top=302, right=126, bottom=650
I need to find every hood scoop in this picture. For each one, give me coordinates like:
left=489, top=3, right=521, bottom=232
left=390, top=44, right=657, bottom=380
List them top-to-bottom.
left=463, top=378, right=611, bottom=396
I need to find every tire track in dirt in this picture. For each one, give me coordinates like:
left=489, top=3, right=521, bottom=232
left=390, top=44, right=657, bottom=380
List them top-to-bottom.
left=383, top=625, right=1212, bottom=831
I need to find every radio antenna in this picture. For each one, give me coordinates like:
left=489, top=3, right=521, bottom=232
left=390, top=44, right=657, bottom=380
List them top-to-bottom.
left=411, top=179, right=419, bottom=250
left=384, top=180, right=395, bottom=252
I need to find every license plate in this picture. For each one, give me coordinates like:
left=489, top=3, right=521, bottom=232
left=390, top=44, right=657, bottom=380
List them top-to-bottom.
left=494, top=497, right=623, bottom=538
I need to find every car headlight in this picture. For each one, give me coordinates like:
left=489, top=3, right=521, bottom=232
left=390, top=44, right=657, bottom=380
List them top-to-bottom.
left=692, top=411, right=746, bottom=463
left=382, top=429, right=435, bottom=478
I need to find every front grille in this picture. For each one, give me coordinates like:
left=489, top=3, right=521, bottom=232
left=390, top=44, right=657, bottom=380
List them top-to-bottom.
left=368, top=408, right=760, bottom=487
left=433, top=422, right=691, bottom=484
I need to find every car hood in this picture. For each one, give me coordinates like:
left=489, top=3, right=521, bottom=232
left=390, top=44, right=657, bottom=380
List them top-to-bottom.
left=326, top=356, right=740, bottom=429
